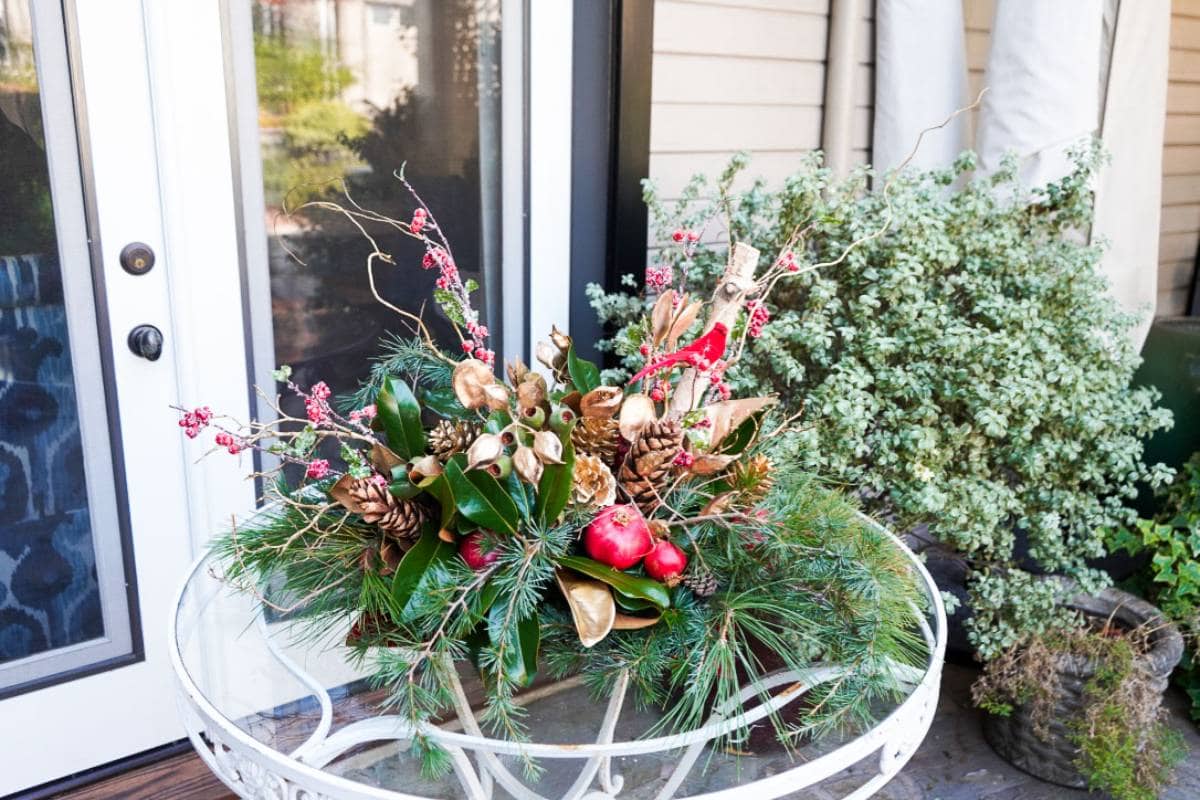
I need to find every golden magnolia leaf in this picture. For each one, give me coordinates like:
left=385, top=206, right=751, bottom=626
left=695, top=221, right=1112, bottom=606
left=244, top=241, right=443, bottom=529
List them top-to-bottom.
left=650, top=290, right=677, bottom=346
left=668, top=301, right=703, bottom=350
left=550, top=324, right=572, bottom=352
left=452, top=359, right=495, bottom=410
left=580, top=386, right=623, bottom=419
left=560, top=390, right=583, bottom=416
left=619, top=393, right=658, bottom=441
left=704, top=397, right=778, bottom=450
left=532, top=430, right=564, bottom=464
left=466, top=433, right=504, bottom=471
left=369, top=443, right=405, bottom=475
left=514, top=445, right=544, bottom=484
left=689, top=453, right=737, bottom=475
left=407, top=455, right=443, bottom=482
left=329, top=474, right=364, bottom=513
left=700, top=491, right=737, bottom=517
left=556, top=570, right=616, bottom=648
left=613, top=613, right=662, bottom=631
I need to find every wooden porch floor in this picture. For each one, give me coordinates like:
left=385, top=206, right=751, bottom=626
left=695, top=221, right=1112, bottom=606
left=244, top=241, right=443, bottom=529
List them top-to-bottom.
left=47, top=664, right=1200, bottom=800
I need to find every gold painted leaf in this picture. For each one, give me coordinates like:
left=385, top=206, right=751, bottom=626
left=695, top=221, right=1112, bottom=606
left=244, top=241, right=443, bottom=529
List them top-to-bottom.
left=650, top=290, right=677, bottom=346
left=667, top=301, right=703, bottom=350
left=580, top=386, right=623, bottom=419
left=619, top=393, right=658, bottom=441
left=704, top=397, right=777, bottom=450
left=369, top=443, right=405, bottom=474
left=689, top=453, right=737, bottom=475
left=329, top=474, right=364, bottom=513
left=556, top=570, right=616, bottom=647
left=612, top=613, right=661, bottom=631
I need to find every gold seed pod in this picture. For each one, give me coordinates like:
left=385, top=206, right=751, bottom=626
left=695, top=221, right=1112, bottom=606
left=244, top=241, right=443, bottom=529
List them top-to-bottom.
left=452, top=358, right=496, bottom=410
left=580, top=386, right=623, bottom=419
left=532, top=430, right=564, bottom=464
left=466, top=433, right=505, bottom=471
left=513, top=445, right=544, bottom=484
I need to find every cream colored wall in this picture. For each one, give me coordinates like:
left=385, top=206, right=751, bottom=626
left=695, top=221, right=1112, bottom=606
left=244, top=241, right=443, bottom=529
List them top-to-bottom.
left=647, top=0, right=872, bottom=202
left=648, top=0, right=1196, bottom=316
left=1162, top=0, right=1200, bottom=315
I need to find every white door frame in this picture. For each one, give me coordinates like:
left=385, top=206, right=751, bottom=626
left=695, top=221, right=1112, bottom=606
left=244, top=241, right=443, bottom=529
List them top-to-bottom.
left=1, top=0, right=208, bottom=792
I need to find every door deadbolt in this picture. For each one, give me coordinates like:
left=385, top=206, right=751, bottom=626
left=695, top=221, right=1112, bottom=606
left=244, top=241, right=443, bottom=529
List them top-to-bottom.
left=120, top=242, right=155, bottom=275
left=128, top=324, right=163, bottom=361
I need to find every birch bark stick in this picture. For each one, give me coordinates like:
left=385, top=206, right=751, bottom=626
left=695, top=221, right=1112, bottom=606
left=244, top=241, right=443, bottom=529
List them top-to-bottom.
left=668, top=242, right=761, bottom=415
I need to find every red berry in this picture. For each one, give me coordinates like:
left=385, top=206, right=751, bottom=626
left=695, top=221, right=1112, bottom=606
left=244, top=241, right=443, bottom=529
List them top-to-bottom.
left=672, top=229, right=685, bottom=242
left=686, top=231, right=699, bottom=242
left=649, top=387, right=665, bottom=403
left=584, top=504, right=653, bottom=570
left=460, top=531, right=500, bottom=570
left=643, top=539, right=688, bottom=582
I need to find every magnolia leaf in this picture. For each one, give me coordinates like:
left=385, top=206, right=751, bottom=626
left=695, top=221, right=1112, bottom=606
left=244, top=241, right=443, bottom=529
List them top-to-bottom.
left=650, top=290, right=677, bottom=346
left=668, top=301, right=703, bottom=350
left=567, top=343, right=602, bottom=394
left=377, top=377, right=425, bottom=459
left=580, top=386, right=622, bottom=419
left=559, top=390, right=583, bottom=416
left=619, top=394, right=658, bottom=441
left=704, top=397, right=777, bottom=450
left=535, top=433, right=575, bottom=526
left=369, top=443, right=405, bottom=475
left=690, top=453, right=737, bottom=475
left=445, top=456, right=520, bottom=534
left=418, top=472, right=457, bottom=529
left=329, top=474, right=364, bottom=512
left=391, top=524, right=454, bottom=618
left=559, top=555, right=670, bottom=609
left=555, top=570, right=616, bottom=648
left=613, top=612, right=662, bottom=631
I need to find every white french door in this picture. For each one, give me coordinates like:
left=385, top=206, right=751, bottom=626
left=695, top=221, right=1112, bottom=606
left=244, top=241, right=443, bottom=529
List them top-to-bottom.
left=0, top=0, right=254, bottom=794
left=1, top=0, right=574, bottom=793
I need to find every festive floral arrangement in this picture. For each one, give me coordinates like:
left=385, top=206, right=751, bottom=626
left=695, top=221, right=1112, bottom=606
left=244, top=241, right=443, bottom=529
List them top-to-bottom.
left=184, top=177, right=930, bottom=774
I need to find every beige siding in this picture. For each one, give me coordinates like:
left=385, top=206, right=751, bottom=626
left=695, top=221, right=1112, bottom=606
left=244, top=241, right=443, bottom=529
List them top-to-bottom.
left=648, top=0, right=874, bottom=204
left=1162, top=0, right=1200, bottom=314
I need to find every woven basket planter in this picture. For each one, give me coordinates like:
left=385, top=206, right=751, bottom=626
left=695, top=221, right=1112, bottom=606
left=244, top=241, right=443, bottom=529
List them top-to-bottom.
left=982, top=583, right=1185, bottom=789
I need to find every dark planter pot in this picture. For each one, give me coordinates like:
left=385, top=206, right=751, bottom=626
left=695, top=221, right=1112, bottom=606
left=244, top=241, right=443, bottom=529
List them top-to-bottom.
left=982, top=584, right=1185, bottom=789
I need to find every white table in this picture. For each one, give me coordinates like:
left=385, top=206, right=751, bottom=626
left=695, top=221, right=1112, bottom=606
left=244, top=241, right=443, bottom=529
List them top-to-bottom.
left=170, top=516, right=946, bottom=800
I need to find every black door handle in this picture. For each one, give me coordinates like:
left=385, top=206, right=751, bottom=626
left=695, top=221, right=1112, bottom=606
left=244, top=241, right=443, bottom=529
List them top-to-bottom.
left=128, top=324, right=163, bottom=361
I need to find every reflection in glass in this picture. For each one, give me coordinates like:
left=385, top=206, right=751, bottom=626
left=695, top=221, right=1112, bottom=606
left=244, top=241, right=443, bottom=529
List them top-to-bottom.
left=251, top=0, right=503, bottom=408
left=0, top=2, right=104, bottom=664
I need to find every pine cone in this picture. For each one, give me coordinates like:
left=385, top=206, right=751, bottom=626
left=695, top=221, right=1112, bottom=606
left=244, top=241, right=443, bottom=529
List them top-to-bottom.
left=572, top=417, right=620, bottom=462
left=618, top=418, right=682, bottom=513
left=428, top=419, right=480, bottom=459
left=571, top=454, right=617, bottom=508
left=732, top=454, right=774, bottom=503
left=349, top=478, right=423, bottom=540
left=682, top=569, right=718, bottom=598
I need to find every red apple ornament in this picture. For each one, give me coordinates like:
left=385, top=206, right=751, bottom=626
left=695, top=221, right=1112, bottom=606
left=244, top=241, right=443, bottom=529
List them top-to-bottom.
left=585, top=504, right=653, bottom=570
left=460, top=531, right=500, bottom=570
left=644, top=539, right=688, bottom=583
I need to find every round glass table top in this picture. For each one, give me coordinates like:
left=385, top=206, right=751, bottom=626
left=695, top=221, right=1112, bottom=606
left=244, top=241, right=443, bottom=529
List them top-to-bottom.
left=170, top=522, right=945, bottom=800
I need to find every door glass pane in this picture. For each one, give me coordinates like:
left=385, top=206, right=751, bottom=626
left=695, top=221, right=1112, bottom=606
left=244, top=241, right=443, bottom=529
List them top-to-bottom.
left=0, top=0, right=133, bottom=693
left=250, top=0, right=504, bottom=410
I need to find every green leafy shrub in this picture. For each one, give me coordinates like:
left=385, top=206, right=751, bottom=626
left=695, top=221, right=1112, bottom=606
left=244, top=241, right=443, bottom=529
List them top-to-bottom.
left=590, top=146, right=1171, bottom=658
left=1111, top=452, right=1200, bottom=718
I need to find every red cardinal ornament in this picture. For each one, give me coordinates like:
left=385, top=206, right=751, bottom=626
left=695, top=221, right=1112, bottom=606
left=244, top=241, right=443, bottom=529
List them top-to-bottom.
left=628, top=323, right=729, bottom=385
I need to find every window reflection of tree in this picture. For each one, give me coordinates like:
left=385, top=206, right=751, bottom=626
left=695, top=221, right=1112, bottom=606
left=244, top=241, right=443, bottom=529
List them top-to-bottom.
left=254, top=1, right=503, bottom=456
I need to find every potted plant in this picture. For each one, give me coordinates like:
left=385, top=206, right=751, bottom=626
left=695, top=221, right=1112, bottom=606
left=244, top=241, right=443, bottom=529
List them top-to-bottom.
left=589, top=142, right=1171, bottom=663
left=179, top=181, right=932, bottom=776
left=973, top=582, right=1185, bottom=799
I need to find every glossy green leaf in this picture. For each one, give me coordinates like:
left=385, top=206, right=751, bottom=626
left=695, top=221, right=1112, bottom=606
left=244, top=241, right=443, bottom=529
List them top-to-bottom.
left=567, top=343, right=601, bottom=394
left=376, top=377, right=425, bottom=459
left=418, top=386, right=464, bottom=419
left=484, top=409, right=513, bottom=435
left=719, top=410, right=769, bottom=456
left=535, top=432, right=575, bottom=526
left=445, top=456, right=520, bottom=534
left=418, top=472, right=457, bottom=529
left=391, top=524, right=455, bottom=617
left=559, top=555, right=670, bottom=610
left=614, top=593, right=657, bottom=613
left=487, top=603, right=539, bottom=687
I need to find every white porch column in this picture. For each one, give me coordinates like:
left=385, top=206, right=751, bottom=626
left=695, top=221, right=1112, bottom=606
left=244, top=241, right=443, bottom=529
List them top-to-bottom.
left=872, top=0, right=968, bottom=173
left=976, top=0, right=1104, bottom=187
left=1092, top=1, right=1171, bottom=345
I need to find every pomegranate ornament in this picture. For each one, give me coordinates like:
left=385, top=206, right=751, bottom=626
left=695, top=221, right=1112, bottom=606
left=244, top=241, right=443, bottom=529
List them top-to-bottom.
left=584, top=504, right=653, bottom=570
left=460, top=531, right=500, bottom=570
left=644, top=539, right=688, bottom=584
